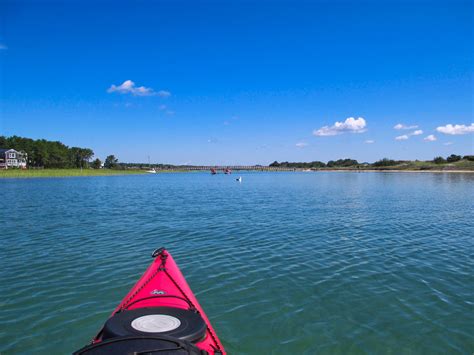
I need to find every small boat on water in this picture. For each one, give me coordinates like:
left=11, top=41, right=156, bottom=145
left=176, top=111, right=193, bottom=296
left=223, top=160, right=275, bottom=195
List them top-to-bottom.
left=146, top=156, right=157, bottom=173
left=210, top=168, right=217, bottom=175
left=224, top=168, right=231, bottom=174
left=236, top=176, right=242, bottom=182
left=74, top=248, right=225, bottom=355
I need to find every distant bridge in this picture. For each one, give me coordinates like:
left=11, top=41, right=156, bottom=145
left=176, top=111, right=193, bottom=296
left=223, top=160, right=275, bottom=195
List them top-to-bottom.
left=157, top=166, right=297, bottom=172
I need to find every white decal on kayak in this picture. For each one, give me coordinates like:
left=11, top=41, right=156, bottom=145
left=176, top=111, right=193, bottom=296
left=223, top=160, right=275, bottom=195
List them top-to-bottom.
left=151, top=289, right=166, bottom=295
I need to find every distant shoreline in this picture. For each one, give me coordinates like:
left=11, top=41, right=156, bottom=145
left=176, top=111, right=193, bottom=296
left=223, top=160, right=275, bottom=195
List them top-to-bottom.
left=1, top=167, right=473, bottom=179
left=0, top=169, right=146, bottom=179
left=314, top=169, right=474, bottom=174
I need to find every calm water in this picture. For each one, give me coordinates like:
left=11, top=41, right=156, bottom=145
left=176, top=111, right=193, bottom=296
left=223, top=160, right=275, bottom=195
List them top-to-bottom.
left=1, top=172, right=473, bottom=354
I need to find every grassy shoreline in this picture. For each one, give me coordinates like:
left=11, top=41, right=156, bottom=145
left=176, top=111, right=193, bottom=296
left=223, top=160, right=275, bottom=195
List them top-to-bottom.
left=285, top=159, right=474, bottom=173
left=1, top=167, right=473, bottom=179
left=314, top=168, right=474, bottom=173
left=0, top=169, right=147, bottom=178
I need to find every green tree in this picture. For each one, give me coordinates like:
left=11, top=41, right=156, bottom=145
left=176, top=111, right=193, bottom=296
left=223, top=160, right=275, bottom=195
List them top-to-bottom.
left=0, top=135, right=95, bottom=168
left=70, top=147, right=94, bottom=168
left=446, top=154, right=461, bottom=163
left=104, top=155, right=119, bottom=168
left=462, top=155, right=474, bottom=161
left=433, top=156, right=446, bottom=164
left=91, top=158, right=102, bottom=169
left=329, top=158, right=358, bottom=167
left=373, top=158, right=400, bottom=167
left=309, top=161, right=326, bottom=168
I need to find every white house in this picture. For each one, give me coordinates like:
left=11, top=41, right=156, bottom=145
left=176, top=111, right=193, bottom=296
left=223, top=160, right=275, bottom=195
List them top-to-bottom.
left=0, top=149, right=28, bottom=169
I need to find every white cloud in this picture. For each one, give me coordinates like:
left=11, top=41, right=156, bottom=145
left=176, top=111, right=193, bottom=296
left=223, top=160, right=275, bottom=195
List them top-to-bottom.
left=0, top=43, right=7, bottom=50
left=107, top=80, right=170, bottom=97
left=157, top=90, right=171, bottom=98
left=159, top=104, right=167, bottom=110
left=313, top=117, right=367, bottom=136
left=394, top=123, right=418, bottom=130
left=436, top=123, right=474, bottom=135
left=394, top=130, right=423, bottom=141
left=424, top=134, right=437, bottom=142
left=364, top=140, right=375, bottom=144
left=295, top=142, right=308, bottom=148
left=443, top=142, right=453, bottom=146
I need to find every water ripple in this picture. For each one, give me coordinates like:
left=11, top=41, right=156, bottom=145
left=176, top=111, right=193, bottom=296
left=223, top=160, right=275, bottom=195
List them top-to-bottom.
left=1, top=172, right=473, bottom=354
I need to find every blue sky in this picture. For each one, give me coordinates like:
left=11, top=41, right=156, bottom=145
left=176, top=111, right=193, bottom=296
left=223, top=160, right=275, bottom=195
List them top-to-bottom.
left=1, top=0, right=473, bottom=165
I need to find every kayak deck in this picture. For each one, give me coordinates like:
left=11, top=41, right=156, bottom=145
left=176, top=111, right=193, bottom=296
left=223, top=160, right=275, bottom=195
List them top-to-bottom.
left=82, top=248, right=225, bottom=354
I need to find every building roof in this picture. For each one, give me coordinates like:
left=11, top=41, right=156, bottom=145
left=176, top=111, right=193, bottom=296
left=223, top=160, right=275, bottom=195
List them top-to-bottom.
left=0, top=148, right=17, bottom=154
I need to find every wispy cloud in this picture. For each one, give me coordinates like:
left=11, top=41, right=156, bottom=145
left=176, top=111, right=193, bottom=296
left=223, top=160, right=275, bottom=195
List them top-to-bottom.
left=0, top=43, right=7, bottom=50
left=107, top=80, right=170, bottom=97
left=157, top=90, right=171, bottom=98
left=158, top=104, right=174, bottom=115
left=223, top=116, right=239, bottom=126
left=313, top=117, right=367, bottom=136
left=394, top=123, right=418, bottom=130
left=436, top=123, right=474, bottom=135
left=395, top=129, right=423, bottom=141
left=424, top=134, right=437, bottom=142
left=207, top=137, right=219, bottom=144
left=364, top=139, right=375, bottom=144
left=295, top=142, right=308, bottom=148
left=443, top=142, right=453, bottom=146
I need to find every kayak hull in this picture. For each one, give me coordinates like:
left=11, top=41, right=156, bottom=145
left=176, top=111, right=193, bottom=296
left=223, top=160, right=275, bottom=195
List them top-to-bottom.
left=87, top=248, right=225, bottom=354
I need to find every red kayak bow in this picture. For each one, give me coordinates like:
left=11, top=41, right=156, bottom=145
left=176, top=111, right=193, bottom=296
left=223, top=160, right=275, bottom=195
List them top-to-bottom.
left=74, top=248, right=225, bottom=355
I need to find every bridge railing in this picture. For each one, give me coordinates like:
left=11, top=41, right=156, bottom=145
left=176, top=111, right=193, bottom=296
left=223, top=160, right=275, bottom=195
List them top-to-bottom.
left=159, top=166, right=296, bottom=171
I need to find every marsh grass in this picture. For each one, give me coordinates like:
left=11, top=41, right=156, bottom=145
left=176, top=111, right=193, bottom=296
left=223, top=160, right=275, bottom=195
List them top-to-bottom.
left=370, top=159, right=474, bottom=171
left=0, top=169, right=147, bottom=178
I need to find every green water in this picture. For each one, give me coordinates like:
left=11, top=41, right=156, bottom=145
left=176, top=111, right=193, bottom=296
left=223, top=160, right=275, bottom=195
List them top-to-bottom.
left=1, top=172, right=473, bottom=354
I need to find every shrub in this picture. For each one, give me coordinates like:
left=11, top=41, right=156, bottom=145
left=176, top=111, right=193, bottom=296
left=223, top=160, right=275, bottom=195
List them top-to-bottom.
left=446, top=154, right=462, bottom=163
left=433, top=156, right=446, bottom=164
left=373, top=158, right=399, bottom=167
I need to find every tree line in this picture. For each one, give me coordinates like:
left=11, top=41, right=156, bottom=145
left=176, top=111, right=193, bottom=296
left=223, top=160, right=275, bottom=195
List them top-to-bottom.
left=0, top=135, right=120, bottom=169
left=2, top=135, right=471, bottom=169
left=270, top=154, right=474, bottom=168
left=433, top=154, right=474, bottom=164
left=270, top=159, right=361, bottom=168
